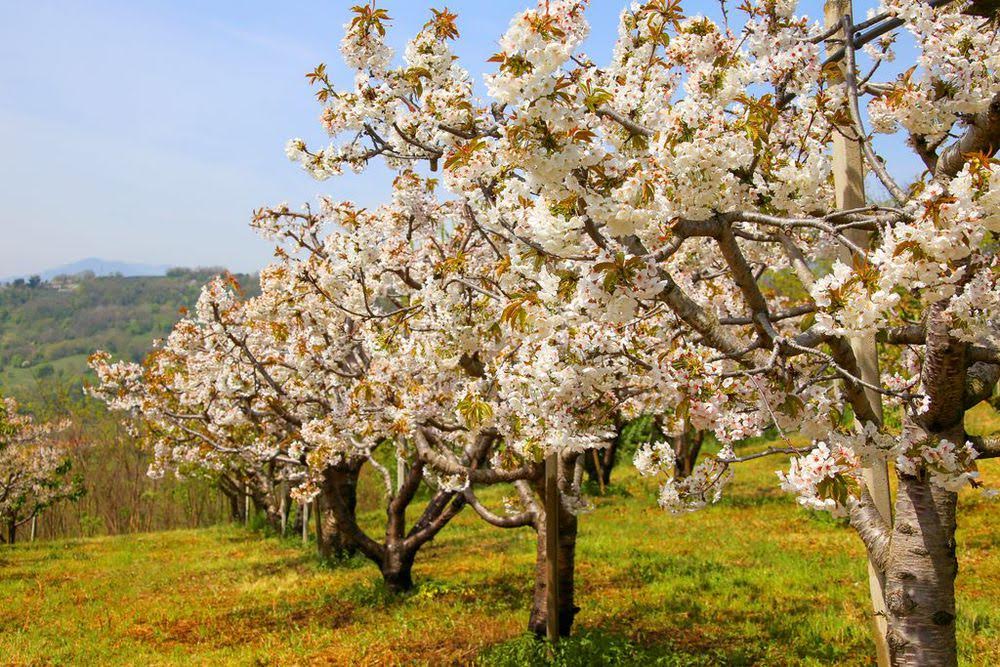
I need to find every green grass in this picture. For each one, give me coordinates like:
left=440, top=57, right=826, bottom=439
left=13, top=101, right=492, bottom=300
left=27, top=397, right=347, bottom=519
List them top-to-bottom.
left=1, top=446, right=998, bottom=665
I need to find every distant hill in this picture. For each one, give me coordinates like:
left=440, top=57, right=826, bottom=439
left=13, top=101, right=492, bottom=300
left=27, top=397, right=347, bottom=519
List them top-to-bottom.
left=2, top=258, right=170, bottom=283
left=0, top=268, right=259, bottom=393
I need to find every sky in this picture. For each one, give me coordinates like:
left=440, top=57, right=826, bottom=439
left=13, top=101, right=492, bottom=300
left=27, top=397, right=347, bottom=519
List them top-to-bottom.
left=0, top=0, right=910, bottom=277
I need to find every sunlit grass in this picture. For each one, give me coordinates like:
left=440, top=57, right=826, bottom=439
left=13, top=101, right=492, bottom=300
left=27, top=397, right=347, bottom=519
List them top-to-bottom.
left=1, top=433, right=998, bottom=666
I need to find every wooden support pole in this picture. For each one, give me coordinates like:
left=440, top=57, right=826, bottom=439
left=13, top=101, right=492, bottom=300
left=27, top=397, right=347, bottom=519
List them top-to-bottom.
left=824, top=3, right=892, bottom=665
left=544, top=451, right=560, bottom=643
left=396, top=456, right=406, bottom=494
left=243, top=483, right=250, bottom=527
left=279, top=484, right=288, bottom=537
left=314, top=497, right=323, bottom=554
left=301, top=501, right=309, bottom=545
left=30, top=515, right=37, bottom=542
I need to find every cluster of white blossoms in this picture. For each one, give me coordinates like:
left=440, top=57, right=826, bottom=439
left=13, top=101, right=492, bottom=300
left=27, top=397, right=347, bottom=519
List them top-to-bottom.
left=94, top=0, right=999, bottom=527
left=485, top=0, right=589, bottom=104
left=868, top=0, right=1000, bottom=140
left=340, top=4, right=393, bottom=76
left=812, top=157, right=999, bottom=342
left=944, top=263, right=1000, bottom=345
left=896, top=438, right=981, bottom=492
left=638, top=441, right=736, bottom=513
left=778, top=442, right=862, bottom=517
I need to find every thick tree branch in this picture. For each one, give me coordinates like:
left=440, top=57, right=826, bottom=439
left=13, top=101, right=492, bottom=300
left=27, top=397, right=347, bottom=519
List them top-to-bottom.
left=935, top=92, right=1000, bottom=179
left=964, top=362, right=1000, bottom=409
left=849, top=486, right=892, bottom=572
left=461, top=487, right=536, bottom=528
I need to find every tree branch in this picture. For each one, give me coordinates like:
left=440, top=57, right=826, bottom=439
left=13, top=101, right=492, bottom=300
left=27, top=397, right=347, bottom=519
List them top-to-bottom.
left=849, top=486, right=892, bottom=572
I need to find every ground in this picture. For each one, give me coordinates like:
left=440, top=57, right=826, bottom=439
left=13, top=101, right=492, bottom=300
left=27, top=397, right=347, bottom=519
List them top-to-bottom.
left=1, top=422, right=998, bottom=666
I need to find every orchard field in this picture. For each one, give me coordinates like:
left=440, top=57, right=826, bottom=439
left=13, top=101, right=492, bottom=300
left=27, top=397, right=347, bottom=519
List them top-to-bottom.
left=4, top=1, right=1000, bottom=665
left=3, top=424, right=998, bottom=666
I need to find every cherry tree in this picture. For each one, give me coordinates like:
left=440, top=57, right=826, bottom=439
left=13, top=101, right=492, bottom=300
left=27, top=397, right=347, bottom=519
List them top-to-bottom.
left=280, top=1, right=999, bottom=662
left=252, top=166, right=612, bottom=632
left=91, top=261, right=490, bottom=591
left=89, top=301, right=297, bottom=537
left=0, top=396, right=80, bottom=544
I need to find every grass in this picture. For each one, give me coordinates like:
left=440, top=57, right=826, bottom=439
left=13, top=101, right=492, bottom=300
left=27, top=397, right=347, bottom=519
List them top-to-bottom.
left=0, top=353, right=92, bottom=391
left=1, top=432, right=998, bottom=665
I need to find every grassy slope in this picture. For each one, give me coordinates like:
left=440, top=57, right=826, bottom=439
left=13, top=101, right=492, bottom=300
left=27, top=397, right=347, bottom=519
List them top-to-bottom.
left=0, top=354, right=92, bottom=391
left=1, top=441, right=997, bottom=667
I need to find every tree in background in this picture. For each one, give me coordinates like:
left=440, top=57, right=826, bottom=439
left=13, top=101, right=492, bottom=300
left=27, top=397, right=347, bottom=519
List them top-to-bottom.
left=90, top=269, right=475, bottom=592
left=0, top=395, right=81, bottom=543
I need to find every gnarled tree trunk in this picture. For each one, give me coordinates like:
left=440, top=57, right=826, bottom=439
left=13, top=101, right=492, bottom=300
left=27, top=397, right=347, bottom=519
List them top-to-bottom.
left=673, top=425, right=704, bottom=478
left=317, top=455, right=467, bottom=593
left=317, top=465, right=360, bottom=559
left=250, top=491, right=282, bottom=532
left=380, top=546, right=416, bottom=593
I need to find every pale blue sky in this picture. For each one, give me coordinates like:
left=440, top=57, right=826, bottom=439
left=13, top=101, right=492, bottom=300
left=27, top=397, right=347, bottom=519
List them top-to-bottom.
left=0, top=1, right=909, bottom=276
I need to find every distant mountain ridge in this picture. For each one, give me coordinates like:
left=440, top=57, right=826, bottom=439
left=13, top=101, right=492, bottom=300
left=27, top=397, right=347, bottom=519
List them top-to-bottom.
left=2, top=258, right=170, bottom=283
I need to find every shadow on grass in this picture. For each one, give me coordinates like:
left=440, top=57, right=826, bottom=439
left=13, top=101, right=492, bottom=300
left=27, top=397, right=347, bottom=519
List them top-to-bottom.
left=717, top=491, right=788, bottom=509
left=316, top=550, right=380, bottom=572
left=244, top=553, right=315, bottom=578
left=337, top=569, right=533, bottom=614
left=340, top=577, right=411, bottom=609
left=136, top=596, right=358, bottom=650
left=224, top=596, right=355, bottom=632
left=477, top=616, right=865, bottom=667
left=475, top=627, right=765, bottom=667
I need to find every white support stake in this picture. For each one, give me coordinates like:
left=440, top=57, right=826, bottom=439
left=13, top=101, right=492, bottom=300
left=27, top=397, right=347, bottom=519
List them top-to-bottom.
left=824, top=3, right=892, bottom=665
left=396, top=456, right=406, bottom=494
left=279, top=485, right=288, bottom=537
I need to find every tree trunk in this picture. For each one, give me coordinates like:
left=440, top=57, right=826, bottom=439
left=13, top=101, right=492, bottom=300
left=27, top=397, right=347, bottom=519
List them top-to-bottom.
left=882, top=300, right=964, bottom=666
left=673, top=427, right=704, bottom=478
left=584, top=434, right=619, bottom=487
left=599, top=438, right=617, bottom=486
left=317, top=466, right=360, bottom=559
left=884, top=475, right=958, bottom=666
left=218, top=478, right=244, bottom=522
left=227, top=493, right=241, bottom=522
left=249, top=493, right=282, bottom=532
left=527, top=501, right=579, bottom=637
left=6, top=518, right=15, bottom=545
left=380, top=546, right=416, bottom=593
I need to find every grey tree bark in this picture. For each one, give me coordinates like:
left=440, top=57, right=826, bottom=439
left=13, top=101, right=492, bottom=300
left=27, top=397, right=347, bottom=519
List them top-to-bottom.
left=885, top=302, right=965, bottom=666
